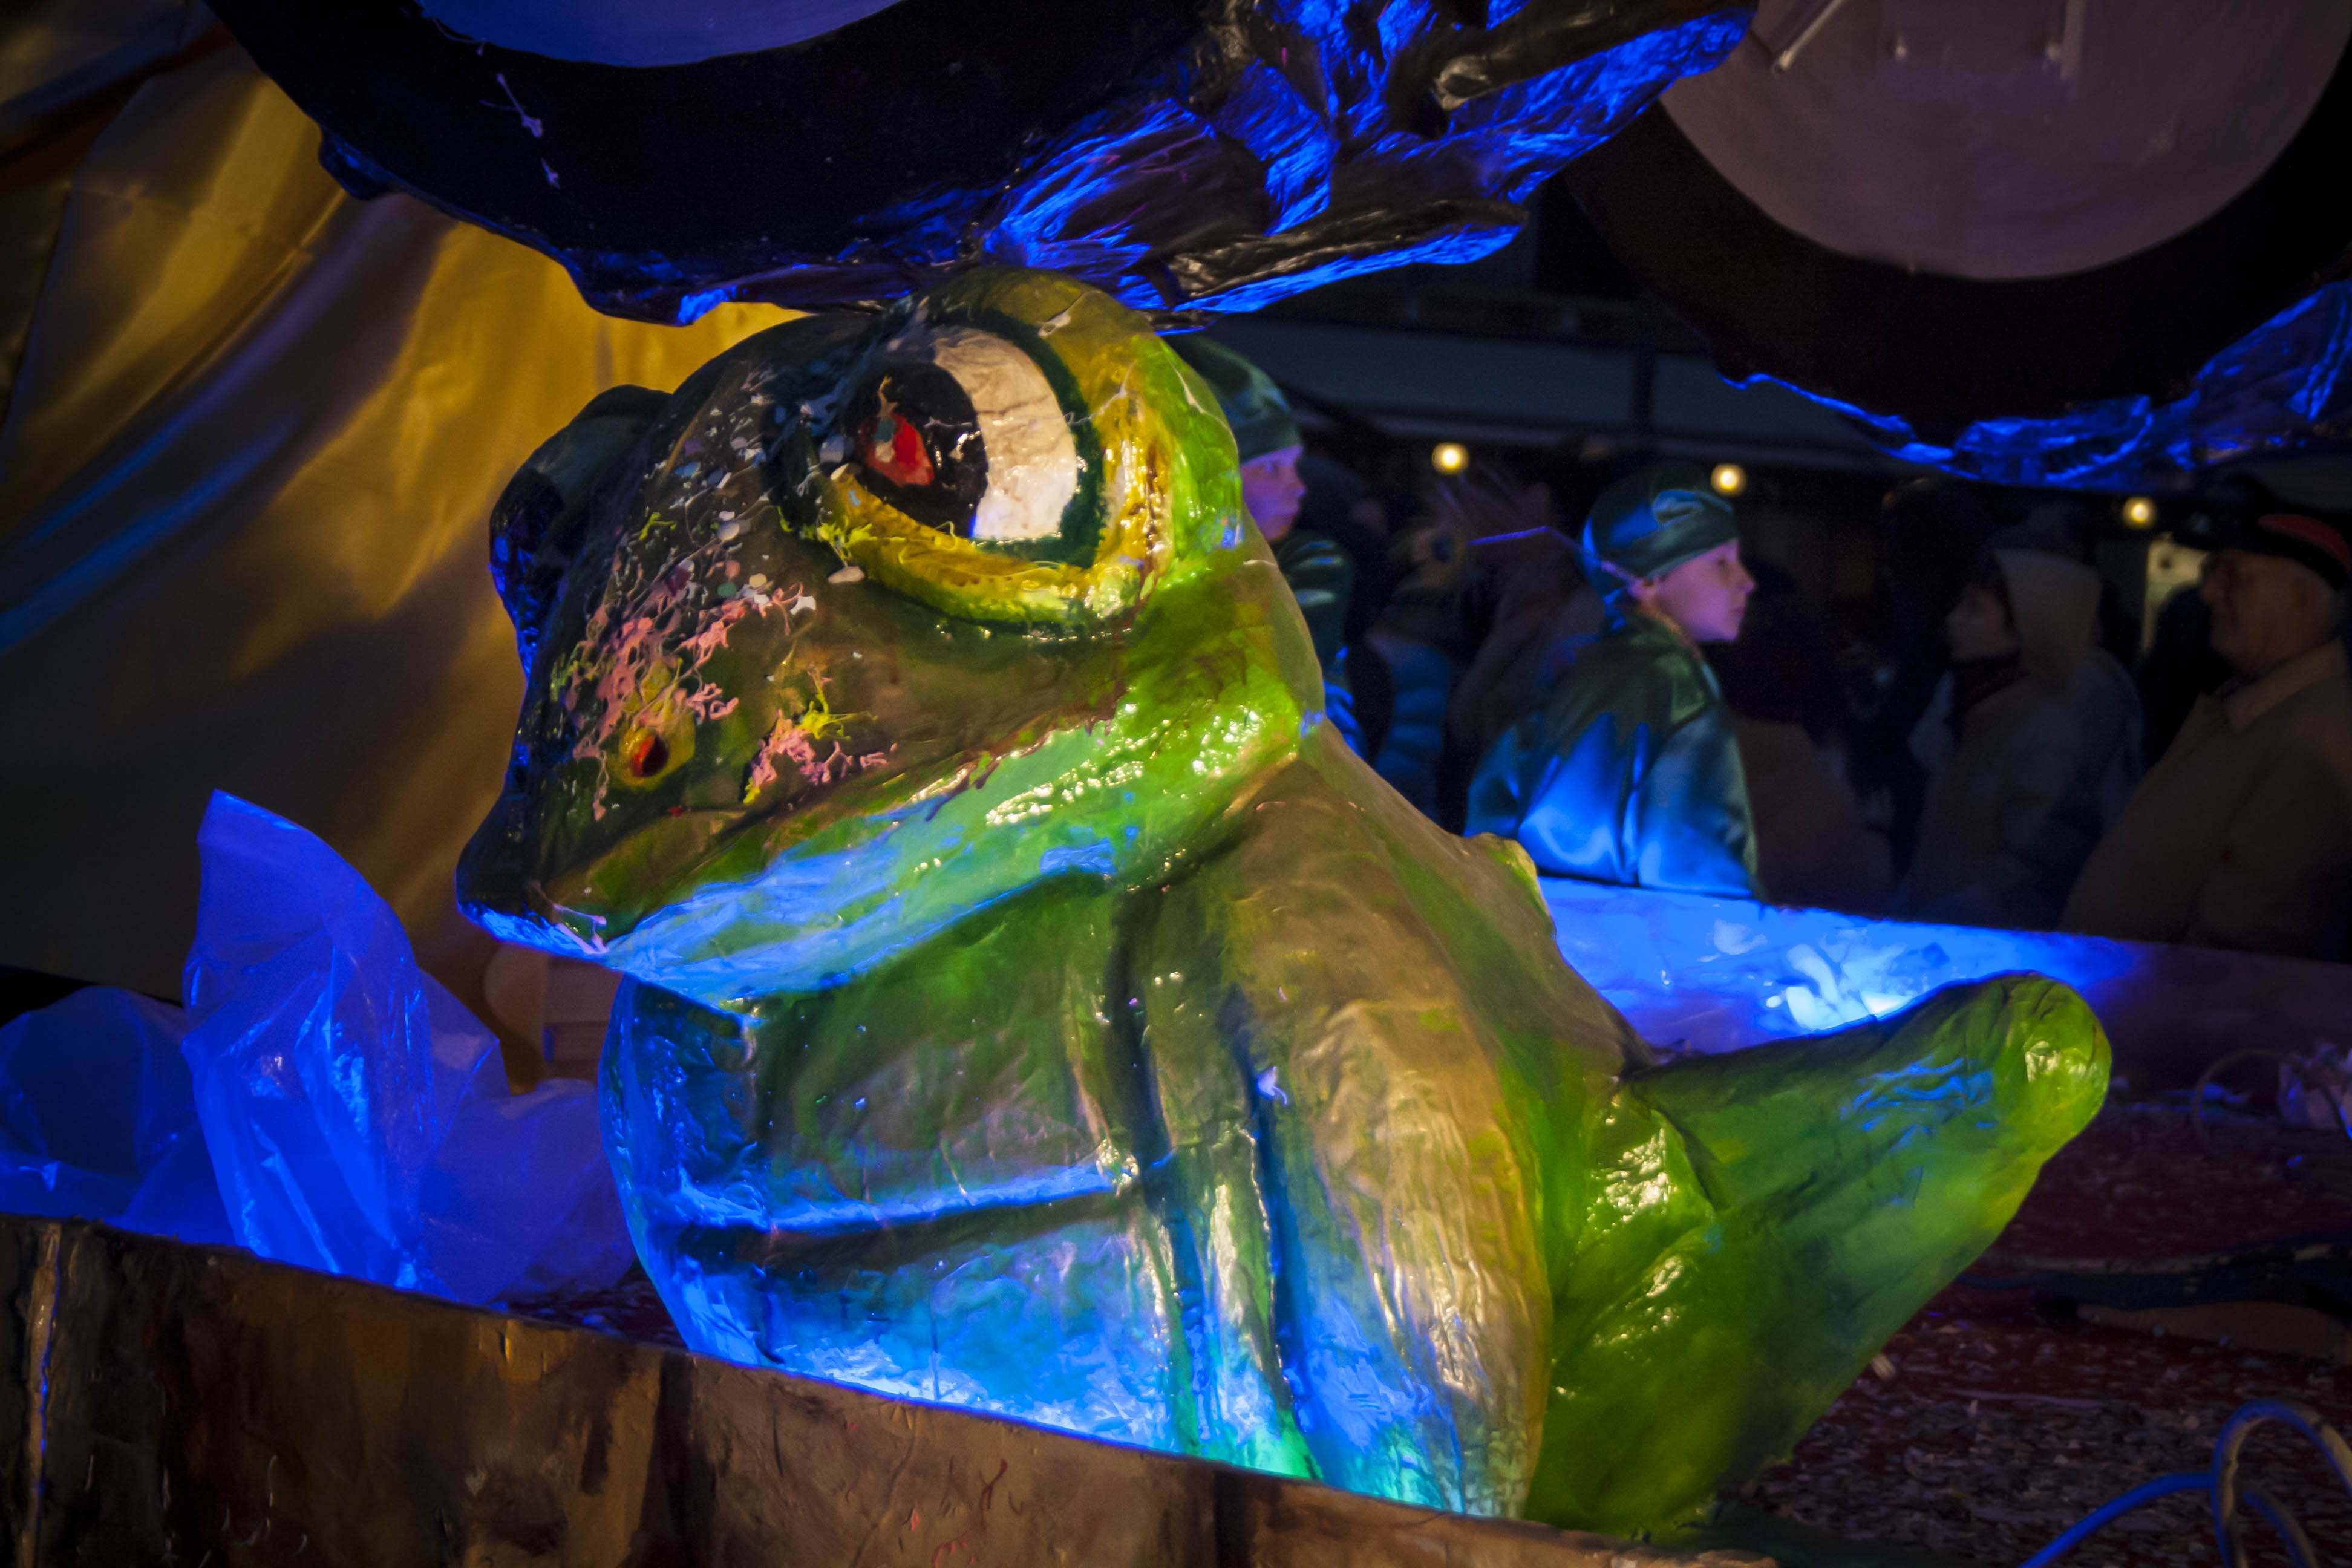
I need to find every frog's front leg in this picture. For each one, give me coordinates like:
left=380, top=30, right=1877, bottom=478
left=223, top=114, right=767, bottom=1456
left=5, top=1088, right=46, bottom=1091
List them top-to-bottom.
left=1133, top=771, right=1615, bottom=1516
left=1532, top=973, right=2109, bottom=1535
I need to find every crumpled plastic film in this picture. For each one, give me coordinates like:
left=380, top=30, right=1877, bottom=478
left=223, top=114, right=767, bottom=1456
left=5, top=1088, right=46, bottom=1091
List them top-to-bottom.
left=206, top=1, right=1751, bottom=322
left=1758, top=276, right=2352, bottom=489
left=179, top=791, right=633, bottom=1303
left=0, top=985, right=229, bottom=1245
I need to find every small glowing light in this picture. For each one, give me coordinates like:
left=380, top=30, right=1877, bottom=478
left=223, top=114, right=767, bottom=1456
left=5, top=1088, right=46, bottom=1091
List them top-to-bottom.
left=1431, top=442, right=1469, bottom=475
left=1710, top=462, right=1748, bottom=497
left=2122, top=495, right=2158, bottom=529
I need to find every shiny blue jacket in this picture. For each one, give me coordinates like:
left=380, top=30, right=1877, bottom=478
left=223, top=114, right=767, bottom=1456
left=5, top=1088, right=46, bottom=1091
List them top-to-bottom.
left=1465, top=607, right=1762, bottom=900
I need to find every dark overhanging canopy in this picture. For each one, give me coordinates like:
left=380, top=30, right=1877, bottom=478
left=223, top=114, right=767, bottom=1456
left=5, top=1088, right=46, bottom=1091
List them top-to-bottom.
left=194, top=0, right=2352, bottom=488
left=205, top=0, right=1753, bottom=322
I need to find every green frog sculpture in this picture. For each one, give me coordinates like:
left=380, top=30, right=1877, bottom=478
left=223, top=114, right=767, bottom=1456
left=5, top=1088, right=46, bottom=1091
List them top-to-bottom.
left=459, top=269, right=2106, bottom=1534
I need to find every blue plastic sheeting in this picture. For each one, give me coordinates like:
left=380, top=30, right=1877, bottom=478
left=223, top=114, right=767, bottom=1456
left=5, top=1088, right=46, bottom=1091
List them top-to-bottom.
left=999, top=7, right=1761, bottom=318
left=1752, top=278, right=2352, bottom=489
left=180, top=792, right=633, bottom=1301
left=0, top=794, right=633, bottom=1305
left=1542, top=877, right=2140, bottom=1053
left=0, top=987, right=229, bottom=1244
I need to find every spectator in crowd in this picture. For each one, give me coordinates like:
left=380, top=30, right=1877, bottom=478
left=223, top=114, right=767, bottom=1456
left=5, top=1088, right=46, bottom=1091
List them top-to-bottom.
left=1171, top=338, right=1364, bottom=754
left=1296, top=453, right=1400, bottom=760
left=1297, top=453, right=1393, bottom=642
left=1465, top=461, right=1762, bottom=898
left=1360, top=469, right=1635, bottom=829
left=1354, top=470, right=1556, bottom=818
left=2138, top=477, right=2265, bottom=759
left=1860, top=480, right=2005, bottom=869
left=1443, top=492, right=1604, bottom=808
left=1359, top=502, right=1474, bottom=820
left=2065, top=505, right=2352, bottom=959
left=2008, top=508, right=2145, bottom=901
left=1897, top=543, right=2102, bottom=927
left=1708, top=561, right=1892, bottom=912
left=2138, top=586, right=2233, bottom=761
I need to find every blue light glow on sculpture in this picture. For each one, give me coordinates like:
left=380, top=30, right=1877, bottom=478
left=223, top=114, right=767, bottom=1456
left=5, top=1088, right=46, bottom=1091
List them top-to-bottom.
left=457, top=266, right=2111, bottom=1535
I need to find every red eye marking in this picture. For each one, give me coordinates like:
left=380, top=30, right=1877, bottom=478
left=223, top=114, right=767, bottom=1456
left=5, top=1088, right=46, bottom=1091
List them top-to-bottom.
left=857, top=400, right=935, bottom=488
left=625, top=730, right=670, bottom=777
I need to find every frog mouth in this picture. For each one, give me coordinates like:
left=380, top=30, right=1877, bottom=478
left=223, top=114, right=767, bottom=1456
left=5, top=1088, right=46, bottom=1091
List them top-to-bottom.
left=458, top=667, right=1145, bottom=1002
left=462, top=730, right=901, bottom=962
left=459, top=775, right=967, bottom=1002
left=457, top=792, right=606, bottom=959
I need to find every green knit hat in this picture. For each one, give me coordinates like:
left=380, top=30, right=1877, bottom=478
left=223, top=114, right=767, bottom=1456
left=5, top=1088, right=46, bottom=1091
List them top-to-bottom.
left=1169, top=336, right=1301, bottom=463
left=1581, top=460, right=1739, bottom=586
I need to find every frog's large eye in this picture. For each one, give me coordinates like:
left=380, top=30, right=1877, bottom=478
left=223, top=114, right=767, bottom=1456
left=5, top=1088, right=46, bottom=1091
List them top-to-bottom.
left=811, top=272, right=1204, bottom=628
left=843, top=327, right=1080, bottom=547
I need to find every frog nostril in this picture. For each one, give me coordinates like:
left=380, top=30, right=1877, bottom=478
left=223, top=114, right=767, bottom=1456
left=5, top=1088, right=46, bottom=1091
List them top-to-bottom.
left=626, top=730, right=670, bottom=777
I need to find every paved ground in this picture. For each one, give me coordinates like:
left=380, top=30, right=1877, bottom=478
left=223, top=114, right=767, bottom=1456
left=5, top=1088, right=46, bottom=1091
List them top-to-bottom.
left=1741, top=1102, right=2352, bottom=1568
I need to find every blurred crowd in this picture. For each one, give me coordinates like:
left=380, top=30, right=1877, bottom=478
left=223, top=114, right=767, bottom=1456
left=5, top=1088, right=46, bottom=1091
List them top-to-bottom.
left=1186, top=341, right=2352, bottom=967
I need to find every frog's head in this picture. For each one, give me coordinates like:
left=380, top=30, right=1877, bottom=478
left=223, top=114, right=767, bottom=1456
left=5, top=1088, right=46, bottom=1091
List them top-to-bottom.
left=459, top=269, right=1321, bottom=1006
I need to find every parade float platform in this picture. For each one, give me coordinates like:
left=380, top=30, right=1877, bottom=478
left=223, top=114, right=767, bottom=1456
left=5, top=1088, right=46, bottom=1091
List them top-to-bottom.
left=2, top=879, right=2348, bottom=1567
left=8, top=1087, right=2325, bottom=1566
left=1731, top=1094, right=2352, bottom=1568
left=0, top=1212, right=1769, bottom=1568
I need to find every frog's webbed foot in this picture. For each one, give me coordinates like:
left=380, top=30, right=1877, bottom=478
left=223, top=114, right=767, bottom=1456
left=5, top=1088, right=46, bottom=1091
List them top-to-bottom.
left=1527, top=973, right=2108, bottom=1535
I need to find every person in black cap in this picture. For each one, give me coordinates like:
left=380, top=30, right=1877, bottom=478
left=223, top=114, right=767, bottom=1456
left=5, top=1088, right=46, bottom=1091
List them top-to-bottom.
left=1169, top=337, right=1364, bottom=756
left=1463, top=460, right=1762, bottom=899
left=2064, top=489, right=2352, bottom=959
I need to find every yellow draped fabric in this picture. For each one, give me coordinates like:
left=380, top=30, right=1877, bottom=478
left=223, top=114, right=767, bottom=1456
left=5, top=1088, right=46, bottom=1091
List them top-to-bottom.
left=0, top=45, right=789, bottom=1037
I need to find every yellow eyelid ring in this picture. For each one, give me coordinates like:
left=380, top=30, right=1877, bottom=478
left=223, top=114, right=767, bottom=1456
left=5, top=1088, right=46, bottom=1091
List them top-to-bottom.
left=809, top=269, right=1225, bottom=627
left=817, top=465, right=1162, bottom=626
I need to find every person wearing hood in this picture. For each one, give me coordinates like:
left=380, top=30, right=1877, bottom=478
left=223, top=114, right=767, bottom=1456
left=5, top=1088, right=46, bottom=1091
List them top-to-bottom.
left=1170, top=337, right=1363, bottom=755
left=1464, top=461, right=1762, bottom=899
left=2064, top=503, right=2352, bottom=959
left=1896, top=544, right=2102, bottom=928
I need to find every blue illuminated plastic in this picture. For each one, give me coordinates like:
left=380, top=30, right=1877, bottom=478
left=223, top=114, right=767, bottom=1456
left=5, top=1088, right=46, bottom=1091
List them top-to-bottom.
left=1753, top=278, right=2352, bottom=488
left=0, top=793, right=639, bottom=1304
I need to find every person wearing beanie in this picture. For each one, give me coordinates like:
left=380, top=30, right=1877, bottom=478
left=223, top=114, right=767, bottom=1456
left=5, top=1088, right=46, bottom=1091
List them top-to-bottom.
left=1169, top=337, right=1363, bottom=755
left=1463, top=460, right=1763, bottom=899
left=2065, top=497, right=2352, bottom=959
left=1896, top=543, right=2103, bottom=928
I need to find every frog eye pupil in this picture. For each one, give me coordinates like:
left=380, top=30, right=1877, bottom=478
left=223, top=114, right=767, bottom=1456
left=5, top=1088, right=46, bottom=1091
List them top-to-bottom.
left=843, top=364, right=987, bottom=535
left=858, top=407, right=935, bottom=489
left=627, top=731, right=669, bottom=777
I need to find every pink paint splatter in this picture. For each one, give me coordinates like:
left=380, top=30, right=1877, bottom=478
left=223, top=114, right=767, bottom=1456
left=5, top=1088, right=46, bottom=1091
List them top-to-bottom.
left=682, top=687, right=739, bottom=722
left=745, top=713, right=796, bottom=799
left=745, top=716, right=890, bottom=802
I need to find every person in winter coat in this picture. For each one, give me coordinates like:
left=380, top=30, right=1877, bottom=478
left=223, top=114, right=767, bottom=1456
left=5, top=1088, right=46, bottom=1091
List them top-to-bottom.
left=1171, top=337, right=1364, bottom=754
left=1465, top=461, right=1762, bottom=899
left=1426, top=477, right=1603, bottom=829
left=2065, top=505, right=2352, bottom=959
left=1897, top=546, right=2102, bottom=928
left=1708, top=561, right=1892, bottom=913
